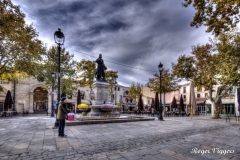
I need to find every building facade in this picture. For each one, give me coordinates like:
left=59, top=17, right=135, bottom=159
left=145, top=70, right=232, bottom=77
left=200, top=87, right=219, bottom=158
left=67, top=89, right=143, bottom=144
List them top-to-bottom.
left=1, top=77, right=236, bottom=117
left=0, top=78, right=130, bottom=113
left=141, top=83, right=238, bottom=117
left=141, top=83, right=208, bottom=114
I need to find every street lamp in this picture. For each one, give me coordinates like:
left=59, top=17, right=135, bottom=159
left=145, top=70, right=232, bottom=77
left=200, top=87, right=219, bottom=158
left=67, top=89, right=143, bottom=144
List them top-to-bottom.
left=54, top=28, right=65, bottom=127
left=158, top=62, right=164, bottom=121
left=51, top=72, right=56, bottom=117
left=115, top=81, right=118, bottom=105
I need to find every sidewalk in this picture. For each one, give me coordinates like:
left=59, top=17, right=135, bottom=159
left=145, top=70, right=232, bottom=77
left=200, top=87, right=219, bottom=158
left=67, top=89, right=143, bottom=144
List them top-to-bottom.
left=0, top=115, right=239, bottom=159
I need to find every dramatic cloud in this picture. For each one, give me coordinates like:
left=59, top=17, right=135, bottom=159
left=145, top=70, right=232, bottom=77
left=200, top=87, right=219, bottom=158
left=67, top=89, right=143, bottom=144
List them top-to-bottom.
left=13, top=0, right=212, bottom=86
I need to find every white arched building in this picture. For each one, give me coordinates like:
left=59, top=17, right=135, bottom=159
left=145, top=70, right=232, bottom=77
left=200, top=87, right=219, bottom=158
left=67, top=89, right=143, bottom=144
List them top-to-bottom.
left=0, top=77, right=131, bottom=114
left=0, top=78, right=52, bottom=113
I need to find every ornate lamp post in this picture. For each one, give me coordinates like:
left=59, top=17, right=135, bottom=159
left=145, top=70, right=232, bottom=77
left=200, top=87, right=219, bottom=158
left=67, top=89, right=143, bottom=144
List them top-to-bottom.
left=54, top=28, right=65, bottom=127
left=158, top=62, right=164, bottom=121
left=51, top=72, right=56, bottom=117
left=115, top=81, right=117, bottom=105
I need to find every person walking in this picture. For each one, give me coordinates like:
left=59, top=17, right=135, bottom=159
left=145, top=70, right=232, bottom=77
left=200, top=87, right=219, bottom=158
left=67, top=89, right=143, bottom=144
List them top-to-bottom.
left=57, top=97, right=68, bottom=138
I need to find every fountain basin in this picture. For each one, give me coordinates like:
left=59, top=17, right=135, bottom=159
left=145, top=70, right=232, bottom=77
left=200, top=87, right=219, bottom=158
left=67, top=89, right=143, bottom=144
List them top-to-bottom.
left=78, top=108, right=90, bottom=112
left=99, top=108, right=113, bottom=112
left=66, top=115, right=155, bottom=126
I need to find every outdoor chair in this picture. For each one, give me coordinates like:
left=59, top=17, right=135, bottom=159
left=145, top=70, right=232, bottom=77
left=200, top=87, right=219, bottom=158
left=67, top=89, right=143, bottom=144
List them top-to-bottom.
left=147, top=111, right=151, bottom=116
left=175, top=111, right=179, bottom=117
left=179, top=111, right=185, bottom=117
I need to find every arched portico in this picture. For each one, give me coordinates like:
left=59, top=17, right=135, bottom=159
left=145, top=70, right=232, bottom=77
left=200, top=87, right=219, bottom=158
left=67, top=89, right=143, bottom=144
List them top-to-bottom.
left=29, top=84, right=51, bottom=114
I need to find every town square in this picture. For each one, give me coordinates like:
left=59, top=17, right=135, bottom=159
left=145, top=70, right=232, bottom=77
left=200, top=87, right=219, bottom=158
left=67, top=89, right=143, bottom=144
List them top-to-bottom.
left=1, top=0, right=240, bottom=159
left=0, top=115, right=240, bottom=159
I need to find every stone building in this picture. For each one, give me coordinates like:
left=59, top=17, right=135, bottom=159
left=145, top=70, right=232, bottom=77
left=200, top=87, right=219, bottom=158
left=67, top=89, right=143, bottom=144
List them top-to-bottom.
left=0, top=77, right=50, bottom=113
left=0, top=78, right=130, bottom=113
left=141, top=82, right=239, bottom=117
left=141, top=83, right=208, bottom=114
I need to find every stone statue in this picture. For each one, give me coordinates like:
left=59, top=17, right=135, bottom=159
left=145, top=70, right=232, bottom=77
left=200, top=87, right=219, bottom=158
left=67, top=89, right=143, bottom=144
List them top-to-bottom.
left=95, top=53, right=107, bottom=81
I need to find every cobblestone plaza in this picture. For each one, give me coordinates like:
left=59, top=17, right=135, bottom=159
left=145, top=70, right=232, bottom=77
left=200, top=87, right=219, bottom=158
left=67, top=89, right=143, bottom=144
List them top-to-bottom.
left=0, top=115, right=239, bottom=160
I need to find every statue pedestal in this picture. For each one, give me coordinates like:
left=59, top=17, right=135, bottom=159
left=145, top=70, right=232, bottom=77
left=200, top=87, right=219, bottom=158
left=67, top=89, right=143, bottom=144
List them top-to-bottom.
left=87, top=80, right=120, bottom=117
left=91, top=81, right=110, bottom=105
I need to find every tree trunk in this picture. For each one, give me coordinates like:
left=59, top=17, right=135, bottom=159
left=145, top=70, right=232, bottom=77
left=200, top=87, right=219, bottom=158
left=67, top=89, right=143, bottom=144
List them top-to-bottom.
left=209, top=87, right=223, bottom=119
left=163, top=92, right=166, bottom=113
left=210, top=100, right=221, bottom=119
left=211, top=101, right=215, bottom=118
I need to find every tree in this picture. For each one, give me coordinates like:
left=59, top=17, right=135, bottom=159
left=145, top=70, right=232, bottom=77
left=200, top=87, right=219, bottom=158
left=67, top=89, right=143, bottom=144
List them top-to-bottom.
left=0, top=0, right=45, bottom=80
left=182, top=0, right=240, bottom=35
left=172, top=30, right=240, bottom=118
left=38, top=46, right=77, bottom=96
left=76, top=59, right=96, bottom=88
left=76, top=59, right=120, bottom=93
left=146, top=69, right=179, bottom=106
left=146, top=69, right=179, bottom=93
left=105, top=70, right=118, bottom=94
left=129, top=82, right=142, bottom=102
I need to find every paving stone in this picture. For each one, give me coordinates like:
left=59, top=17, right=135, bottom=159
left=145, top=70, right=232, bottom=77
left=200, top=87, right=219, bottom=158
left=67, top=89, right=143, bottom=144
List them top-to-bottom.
left=0, top=115, right=239, bottom=160
left=159, top=149, right=177, bottom=156
left=107, top=154, right=123, bottom=159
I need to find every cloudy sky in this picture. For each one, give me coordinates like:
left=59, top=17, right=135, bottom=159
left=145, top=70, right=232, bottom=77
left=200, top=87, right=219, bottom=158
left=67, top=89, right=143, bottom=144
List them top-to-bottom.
left=12, top=0, right=212, bottom=86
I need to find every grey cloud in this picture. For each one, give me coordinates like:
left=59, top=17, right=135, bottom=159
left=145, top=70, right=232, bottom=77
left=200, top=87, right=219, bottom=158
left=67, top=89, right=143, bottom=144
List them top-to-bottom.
left=12, top=0, right=211, bottom=86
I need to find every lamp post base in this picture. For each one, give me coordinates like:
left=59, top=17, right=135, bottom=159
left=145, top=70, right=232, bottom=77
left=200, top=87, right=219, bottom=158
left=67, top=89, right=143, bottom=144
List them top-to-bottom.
left=158, top=115, right=164, bottom=121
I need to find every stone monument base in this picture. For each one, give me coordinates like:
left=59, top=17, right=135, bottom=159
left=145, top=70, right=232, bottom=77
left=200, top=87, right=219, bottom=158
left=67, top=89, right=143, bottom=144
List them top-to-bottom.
left=84, top=80, right=120, bottom=117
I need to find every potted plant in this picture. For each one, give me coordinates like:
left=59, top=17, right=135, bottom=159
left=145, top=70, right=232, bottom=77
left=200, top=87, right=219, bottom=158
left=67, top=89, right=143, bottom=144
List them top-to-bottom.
left=125, top=90, right=129, bottom=95
left=126, top=97, right=129, bottom=102
left=77, top=103, right=90, bottom=112
left=100, top=103, right=114, bottom=112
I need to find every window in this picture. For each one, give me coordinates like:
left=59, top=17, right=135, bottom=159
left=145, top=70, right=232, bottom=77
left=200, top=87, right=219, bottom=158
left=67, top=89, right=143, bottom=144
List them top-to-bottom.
left=0, top=80, right=9, bottom=84
left=114, top=87, right=116, bottom=91
left=118, top=87, right=120, bottom=91
left=183, top=87, right=186, bottom=93
left=229, top=87, right=234, bottom=93
left=205, top=93, right=208, bottom=98
left=197, top=94, right=200, bottom=98
left=183, top=95, right=186, bottom=99
left=148, top=99, right=150, bottom=105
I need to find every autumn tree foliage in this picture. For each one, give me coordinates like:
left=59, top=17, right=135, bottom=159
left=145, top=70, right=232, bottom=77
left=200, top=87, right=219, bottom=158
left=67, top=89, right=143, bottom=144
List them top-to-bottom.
left=0, top=0, right=45, bottom=81
left=183, top=0, right=240, bottom=35
left=172, top=30, right=240, bottom=118
left=38, top=46, right=77, bottom=96
left=76, top=59, right=96, bottom=88
left=77, top=59, right=119, bottom=91
left=146, top=69, right=179, bottom=94
left=146, top=69, right=179, bottom=107
left=105, top=70, right=118, bottom=94
left=129, top=82, right=142, bottom=102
